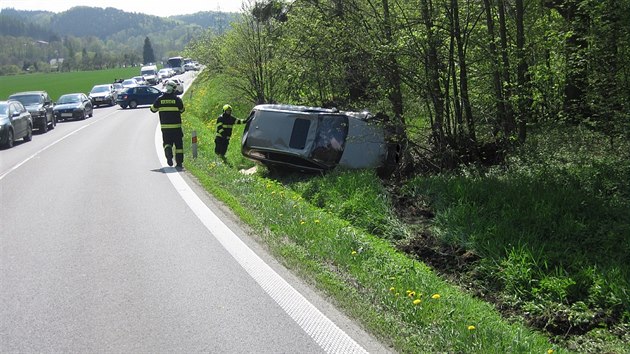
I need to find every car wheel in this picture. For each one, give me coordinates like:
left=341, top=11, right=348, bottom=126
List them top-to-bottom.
left=129, top=100, right=138, bottom=109
left=120, top=104, right=127, bottom=109
left=89, top=108, right=93, bottom=117
left=81, top=110, right=86, bottom=120
left=50, top=115, right=56, bottom=129
left=40, top=119, right=48, bottom=133
left=23, top=124, right=32, bottom=142
left=4, top=129, right=14, bottom=148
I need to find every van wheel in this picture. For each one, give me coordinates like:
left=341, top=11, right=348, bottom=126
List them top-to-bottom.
left=129, top=100, right=138, bottom=109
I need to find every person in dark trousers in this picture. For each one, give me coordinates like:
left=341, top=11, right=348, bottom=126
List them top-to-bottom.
left=150, top=80, right=185, bottom=169
left=214, top=104, right=244, bottom=160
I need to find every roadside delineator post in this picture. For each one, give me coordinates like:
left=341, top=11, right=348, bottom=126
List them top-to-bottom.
left=192, top=130, right=198, bottom=159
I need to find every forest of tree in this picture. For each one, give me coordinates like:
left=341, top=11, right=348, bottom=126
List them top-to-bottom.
left=188, top=0, right=630, bottom=169
left=0, top=7, right=238, bottom=75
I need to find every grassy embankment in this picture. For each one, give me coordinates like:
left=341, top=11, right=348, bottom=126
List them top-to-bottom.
left=0, top=67, right=140, bottom=101
left=179, top=72, right=617, bottom=353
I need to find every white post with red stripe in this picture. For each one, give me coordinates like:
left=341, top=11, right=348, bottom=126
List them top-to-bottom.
left=191, top=130, right=198, bottom=158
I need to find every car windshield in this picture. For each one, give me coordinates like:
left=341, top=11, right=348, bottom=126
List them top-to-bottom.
left=122, top=80, right=136, bottom=86
left=91, top=86, right=109, bottom=93
left=10, top=94, right=42, bottom=106
left=58, top=95, right=81, bottom=104
left=310, top=115, right=348, bottom=164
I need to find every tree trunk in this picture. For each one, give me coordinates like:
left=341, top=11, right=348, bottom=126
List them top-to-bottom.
left=420, top=0, right=445, bottom=147
left=452, top=0, right=475, bottom=143
left=483, top=0, right=507, bottom=137
left=497, top=0, right=515, bottom=136
left=515, top=0, right=530, bottom=142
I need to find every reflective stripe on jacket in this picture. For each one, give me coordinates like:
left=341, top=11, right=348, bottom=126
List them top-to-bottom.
left=150, top=93, right=185, bottom=130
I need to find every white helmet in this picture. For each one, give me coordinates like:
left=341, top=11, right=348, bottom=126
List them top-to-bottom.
left=164, top=80, right=178, bottom=94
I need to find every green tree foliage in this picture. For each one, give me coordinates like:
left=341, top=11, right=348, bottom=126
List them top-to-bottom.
left=190, top=0, right=630, bottom=168
left=143, top=36, right=155, bottom=64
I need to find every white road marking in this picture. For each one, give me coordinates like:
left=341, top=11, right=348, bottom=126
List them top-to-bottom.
left=154, top=125, right=367, bottom=354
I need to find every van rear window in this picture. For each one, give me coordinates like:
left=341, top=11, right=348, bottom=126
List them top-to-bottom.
left=289, top=118, right=310, bottom=149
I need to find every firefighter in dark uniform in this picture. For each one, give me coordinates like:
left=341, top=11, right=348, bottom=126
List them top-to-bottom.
left=150, top=80, right=185, bottom=169
left=214, top=104, right=244, bottom=160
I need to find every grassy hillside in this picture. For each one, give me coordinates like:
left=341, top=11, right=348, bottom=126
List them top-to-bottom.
left=0, top=67, right=140, bottom=101
left=180, top=72, right=629, bottom=353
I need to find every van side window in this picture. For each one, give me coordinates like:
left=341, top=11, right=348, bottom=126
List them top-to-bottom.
left=289, top=118, right=310, bottom=149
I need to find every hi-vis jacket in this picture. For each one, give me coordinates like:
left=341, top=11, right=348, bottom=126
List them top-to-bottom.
left=150, top=93, right=185, bottom=131
left=216, top=112, right=244, bottom=139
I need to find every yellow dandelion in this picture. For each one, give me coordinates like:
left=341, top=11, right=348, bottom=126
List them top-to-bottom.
left=271, top=191, right=276, bottom=195
left=314, top=219, right=320, bottom=223
left=300, top=221, right=305, bottom=225
left=351, top=250, right=357, bottom=255
left=389, top=287, right=395, bottom=292
left=406, top=290, right=412, bottom=295
left=407, top=291, right=416, bottom=298
left=395, top=292, right=400, bottom=297
left=431, top=294, right=441, bottom=299
left=413, top=299, right=422, bottom=305
left=467, top=325, right=476, bottom=331
left=547, top=350, right=554, bottom=354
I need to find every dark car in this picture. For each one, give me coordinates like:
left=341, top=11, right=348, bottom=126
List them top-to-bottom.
left=88, top=84, right=116, bottom=107
left=116, top=86, right=162, bottom=109
left=7, top=91, right=55, bottom=133
left=53, top=93, right=93, bottom=121
left=0, top=100, right=33, bottom=149
left=241, top=104, right=400, bottom=175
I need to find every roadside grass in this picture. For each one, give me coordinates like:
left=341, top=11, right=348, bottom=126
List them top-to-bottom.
left=0, top=67, right=139, bottom=101
left=180, top=73, right=563, bottom=353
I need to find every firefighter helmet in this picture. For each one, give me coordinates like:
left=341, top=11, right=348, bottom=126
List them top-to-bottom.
left=164, top=80, right=178, bottom=94
left=223, top=104, right=232, bottom=112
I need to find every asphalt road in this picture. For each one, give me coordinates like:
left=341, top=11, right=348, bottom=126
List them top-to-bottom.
left=0, top=74, right=391, bottom=353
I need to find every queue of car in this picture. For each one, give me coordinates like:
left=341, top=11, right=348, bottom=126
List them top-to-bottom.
left=1, top=68, right=187, bottom=149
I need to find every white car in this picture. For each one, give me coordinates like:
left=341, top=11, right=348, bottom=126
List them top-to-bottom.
left=158, top=68, right=174, bottom=80
left=121, top=79, right=138, bottom=89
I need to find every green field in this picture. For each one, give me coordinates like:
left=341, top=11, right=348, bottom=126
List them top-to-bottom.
left=0, top=67, right=141, bottom=101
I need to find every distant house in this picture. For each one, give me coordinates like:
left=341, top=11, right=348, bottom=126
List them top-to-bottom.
left=50, top=58, right=64, bottom=69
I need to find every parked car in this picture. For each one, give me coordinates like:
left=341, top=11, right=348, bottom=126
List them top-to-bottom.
left=157, top=68, right=174, bottom=80
left=132, top=76, right=148, bottom=86
left=121, top=79, right=138, bottom=89
left=113, top=82, right=125, bottom=96
left=88, top=84, right=116, bottom=107
left=116, top=86, right=162, bottom=109
left=7, top=91, right=55, bottom=133
left=53, top=93, right=93, bottom=121
left=0, top=100, right=33, bottom=149
left=241, top=104, right=400, bottom=175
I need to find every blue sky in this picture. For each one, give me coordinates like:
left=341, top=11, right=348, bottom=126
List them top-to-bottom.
left=0, top=0, right=245, bottom=16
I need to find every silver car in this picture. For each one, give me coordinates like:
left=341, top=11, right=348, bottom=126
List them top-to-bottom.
left=241, top=104, right=400, bottom=175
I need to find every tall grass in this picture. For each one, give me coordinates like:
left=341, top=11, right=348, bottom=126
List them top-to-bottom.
left=0, top=67, right=140, bottom=101
left=399, top=126, right=630, bottom=351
